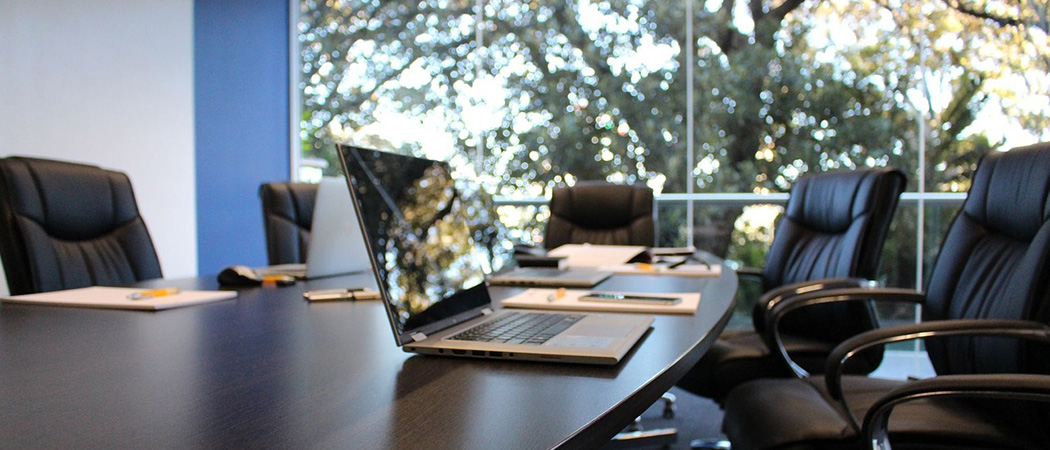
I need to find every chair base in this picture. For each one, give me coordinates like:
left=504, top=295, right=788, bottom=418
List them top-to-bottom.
left=661, top=391, right=677, bottom=418
left=604, top=393, right=679, bottom=448
left=603, top=428, right=678, bottom=449
left=690, top=438, right=731, bottom=449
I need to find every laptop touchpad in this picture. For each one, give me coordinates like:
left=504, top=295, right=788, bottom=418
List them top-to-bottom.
left=545, top=321, right=635, bottom=348
left=566, top=322, right=635, bottom=338
left=547, top=335, right=615, bottom=348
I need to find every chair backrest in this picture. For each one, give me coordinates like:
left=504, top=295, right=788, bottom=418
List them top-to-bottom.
left=923, top=143, right=1050, bottom=377
left=0, top=157, right=162, bottom=295
left=760, top=168, right=906, bottom=344
left=544, top=181, right=655, bottom=249
left=259, top=182, right=318, bottom=265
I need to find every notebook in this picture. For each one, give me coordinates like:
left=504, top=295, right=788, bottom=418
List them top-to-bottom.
left=337, top=144, right=653, bottom=365
left=257, top=177, right=372, bottom=280
left=546, top=244, right=648, bottom=267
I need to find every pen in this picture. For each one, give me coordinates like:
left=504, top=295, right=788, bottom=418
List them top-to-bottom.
left=634, top=263, right=658, bottom=272
left=262, top=274, right=296, bottom=286
left=127, top=287, right=181, bottom=300
left=547, top=287, right=566, bottom=302
left=303, top=288, right=379, bottom=301
left=578, top=293, right=681, bottom=305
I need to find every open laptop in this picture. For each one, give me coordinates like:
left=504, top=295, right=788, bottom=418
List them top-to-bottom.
left=337, top=144, right=653, bottom=365
left=257, top=177, right=372, bottom=280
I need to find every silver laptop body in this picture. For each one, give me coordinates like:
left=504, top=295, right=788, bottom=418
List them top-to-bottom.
left=337, top=144, right=652, bottom=365
left=258, top=177, right=372, bottom=280
left=486, top=267, right=612, bottom=287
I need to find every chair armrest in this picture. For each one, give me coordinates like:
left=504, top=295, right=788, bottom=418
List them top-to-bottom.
left=752, top=277, right=876, bottom=334
left=764, top=287, right=926, bottom=378
left=822, top=319, right=1050, bottom=433
left=825, top=319, right=1050, bottom=399
left=864, top=373, right=1050, bottom=450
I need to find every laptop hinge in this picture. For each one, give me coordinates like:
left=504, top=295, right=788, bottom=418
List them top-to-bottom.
left=481, top=307, right=494, bottom=315
left=410, top=332, right=427, bottom=342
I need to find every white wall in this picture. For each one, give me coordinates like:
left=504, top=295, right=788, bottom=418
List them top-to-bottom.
left=0, top=0, right=197, bottom=286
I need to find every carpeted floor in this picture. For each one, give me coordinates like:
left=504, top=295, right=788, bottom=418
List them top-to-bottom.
left=617, top=351, right=936, bottom=449
left=624, top=386, right=727, bottom=449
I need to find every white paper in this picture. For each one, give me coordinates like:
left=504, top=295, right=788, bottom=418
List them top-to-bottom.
left=546, top=244, right=647, bottom=267
left=2, top=286, right=237, bottom=311
left=500, top=288, right=700, bottom=315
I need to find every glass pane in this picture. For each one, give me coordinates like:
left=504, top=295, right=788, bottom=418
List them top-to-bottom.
left=298, top=0, right=478, bottom=175
left=473, top=1, right=688, bottom=198
left=685, top=2, right=925, bottom=253
left=906, top=2, right=1049, bottom=193
left=723, top=202, right=782, bottom=329
left=875, top=202, right=919, bottom=341
left=495, top=203, right=547, bottom=247
left=878, top=203, right=918, bottom=292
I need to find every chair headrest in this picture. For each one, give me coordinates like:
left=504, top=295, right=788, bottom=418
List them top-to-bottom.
left=964, top=143, right=1050, bottom=241
left=1, top=157, right=141, bottom=241
left=786, top=168, right=904, bottom=233
left=550, top=181, right=653, bottom=228
left=259, top=182, right=319, bottom=229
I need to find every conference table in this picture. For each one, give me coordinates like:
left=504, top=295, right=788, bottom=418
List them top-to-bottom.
left=0, top=258, right=737, bottom=449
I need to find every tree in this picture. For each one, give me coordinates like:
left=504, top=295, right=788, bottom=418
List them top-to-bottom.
left=297, top=0, right=1049, bottom=266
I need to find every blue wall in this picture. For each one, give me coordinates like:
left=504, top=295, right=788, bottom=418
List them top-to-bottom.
left=194, top=0, right=290, bottom=273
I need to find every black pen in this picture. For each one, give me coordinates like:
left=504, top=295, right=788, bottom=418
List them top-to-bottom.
left=578, top=293, right=681, bottom=305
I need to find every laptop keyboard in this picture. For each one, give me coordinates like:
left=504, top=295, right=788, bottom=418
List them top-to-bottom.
left=449, top=312, right=584, bottom=345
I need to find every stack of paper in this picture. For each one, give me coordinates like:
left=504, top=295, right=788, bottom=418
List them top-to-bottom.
left=546, top=244, right=647, bottom=267
left=2, top=286, right=237, bottom=311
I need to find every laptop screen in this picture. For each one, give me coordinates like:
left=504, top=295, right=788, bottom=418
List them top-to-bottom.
left=337, top=145, right=512, bottom=345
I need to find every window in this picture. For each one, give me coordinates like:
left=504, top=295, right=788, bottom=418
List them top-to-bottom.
left=294, top=1, right=1049, bottom=331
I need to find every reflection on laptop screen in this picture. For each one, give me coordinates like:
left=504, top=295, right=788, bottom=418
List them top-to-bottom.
left=338, top=145, right=512, bottom=342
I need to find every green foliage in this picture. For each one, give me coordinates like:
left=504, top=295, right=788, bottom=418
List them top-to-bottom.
left=297, top=0, right=1049, bottom=271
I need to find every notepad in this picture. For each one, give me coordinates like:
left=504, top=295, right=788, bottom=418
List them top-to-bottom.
left=1, top=286, right=237, bottom=311
left=501, top=288, right=700, bottom=315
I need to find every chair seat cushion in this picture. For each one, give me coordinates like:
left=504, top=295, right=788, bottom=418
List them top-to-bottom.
left=675, top=330, right=873, bottom=403
left=723, top=375, right=1046, bottom=450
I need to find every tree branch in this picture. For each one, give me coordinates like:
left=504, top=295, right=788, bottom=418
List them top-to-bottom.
left=717, top=0, right=743, bottom=52
left=750, top=0, right=766, bottom=21
left=770, top=0, right=811, bottom=22
left=943, top=0, right=1024, bottom=27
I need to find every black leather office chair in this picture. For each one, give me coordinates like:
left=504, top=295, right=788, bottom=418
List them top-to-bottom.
left=721, top=142, right=1050, bottom=450
left=0, top=157, right=163, bottom=295
left=676, top=168, right=906, bottom=405
left=544, top=181, right=655, bottom=249
left=259, top=182, right=318, bottom=265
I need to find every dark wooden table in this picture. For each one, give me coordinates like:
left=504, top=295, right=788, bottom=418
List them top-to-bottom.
left=0, top=264, right=736, bottom=450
